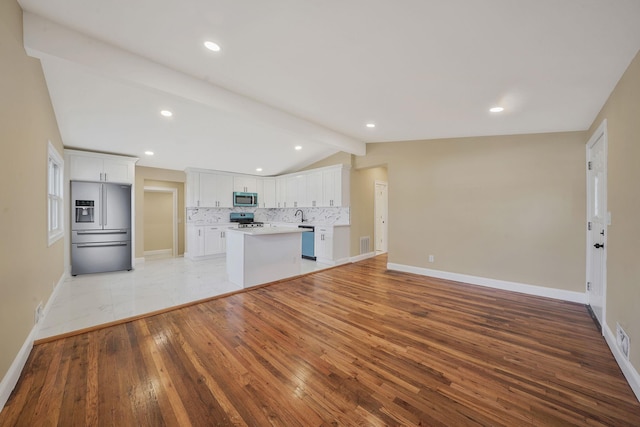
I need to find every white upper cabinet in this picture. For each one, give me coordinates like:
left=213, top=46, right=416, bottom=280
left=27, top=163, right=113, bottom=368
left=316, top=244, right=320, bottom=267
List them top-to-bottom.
left=66, top=149, right=137, bottom=184
left=185, top=164, right=349, bottom=209
left=322, top=166, right=350, bottom=207
left=186, top=170, right=233, bottom=207
left=185, top=171, right=200, bottom=207
left=306, top=171, right=323, bottom=207
left=199, top=173, right=219, bottom=207
left=217, top=174, right=234, bottom=207
left=233, top=175, right=258, bottom=193
left=285, top=175, right=307, bottom=208
left=275, top=177, right=287, bottom=208
left=261, top=178, right=277, bottom=208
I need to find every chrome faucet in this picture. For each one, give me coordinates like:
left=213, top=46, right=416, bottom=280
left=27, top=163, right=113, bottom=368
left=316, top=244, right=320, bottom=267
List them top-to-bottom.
left=294, top=209, right=305, bottom=222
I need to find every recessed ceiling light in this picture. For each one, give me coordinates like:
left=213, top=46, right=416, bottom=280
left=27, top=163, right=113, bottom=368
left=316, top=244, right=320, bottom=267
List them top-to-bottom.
left=204, top=41, right=221, bottom=52
left=489, top=107, right=504, bottom=113
left=160, top=110, right=173, bottom=117
left=366, top=123, right=376, bottom=128
left=294, top=145, right=302, bottom=151
left=144, top=151, right=154, bottom=156
left=256, top=168, right=263, bottom=172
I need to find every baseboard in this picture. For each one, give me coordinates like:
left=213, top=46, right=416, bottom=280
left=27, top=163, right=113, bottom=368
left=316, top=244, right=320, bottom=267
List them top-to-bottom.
left=143, top=249, right=172, bottom=257
left=350, top=252, right=376, bottom=263
left=134, top=257, right=145, bottom=265
left=334, top=257, right=351, bottom=266
left=387, top=263, right=587, bottom=304
left=0, top=271, right=68, bottom=412
left=39, top=272, right=66, bottom=336
left=603, top=324, right=640, bottom=402
left=0, top=325, right=37, bottom=412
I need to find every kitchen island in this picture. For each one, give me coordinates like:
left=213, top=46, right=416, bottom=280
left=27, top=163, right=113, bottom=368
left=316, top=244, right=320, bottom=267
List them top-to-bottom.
left=226, top=227, right=305, bottom=288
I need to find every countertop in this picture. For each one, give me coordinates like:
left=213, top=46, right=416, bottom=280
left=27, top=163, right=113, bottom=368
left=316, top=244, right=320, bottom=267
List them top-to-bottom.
left=189, top=221, right=351, bottom=228
left=268, top=222, right=351, bottom=228
left=226, top=227, right=306, bottom=236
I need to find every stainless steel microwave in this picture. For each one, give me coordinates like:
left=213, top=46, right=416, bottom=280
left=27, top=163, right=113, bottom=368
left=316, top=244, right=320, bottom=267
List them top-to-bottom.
left=233, top=192, right=258, bottom=207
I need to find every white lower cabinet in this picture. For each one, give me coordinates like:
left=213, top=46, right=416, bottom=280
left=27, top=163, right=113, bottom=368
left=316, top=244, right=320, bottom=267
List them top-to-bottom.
left=187, top=224, right=237, bottom=259
left=187, top=225, right=205, bottom=258
left=204, top=226, right=225, bottom=255
left=314, top=226, right=350, bottom=265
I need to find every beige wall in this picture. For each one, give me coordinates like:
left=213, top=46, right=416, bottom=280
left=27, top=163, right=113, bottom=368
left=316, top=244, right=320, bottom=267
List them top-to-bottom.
left=0, top=0, right=65, bottom=381
left=588, top=50, right=640, bottom=371
left=353, top=131, right=587, bottom=291
left=135, top=167, right=186, bottom=258
left=350, top=167, right=388, bottom=256
left=143, top=192, right=174, bottom=252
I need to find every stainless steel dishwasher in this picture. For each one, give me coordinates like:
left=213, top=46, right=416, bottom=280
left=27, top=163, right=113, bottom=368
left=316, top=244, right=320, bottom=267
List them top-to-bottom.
left=298, top=225, right=316, bottom=260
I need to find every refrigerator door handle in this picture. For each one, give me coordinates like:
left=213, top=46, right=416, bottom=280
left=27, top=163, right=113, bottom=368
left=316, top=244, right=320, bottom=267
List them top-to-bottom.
left=102, top=184, right=107, bottom=228
left=77, top=230, right=128, bottom=235
left=76, top=242, right=128, bottom=248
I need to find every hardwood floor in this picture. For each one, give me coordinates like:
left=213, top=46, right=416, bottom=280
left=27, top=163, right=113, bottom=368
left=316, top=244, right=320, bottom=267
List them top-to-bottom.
left=2, top=255, right=639, bottom=426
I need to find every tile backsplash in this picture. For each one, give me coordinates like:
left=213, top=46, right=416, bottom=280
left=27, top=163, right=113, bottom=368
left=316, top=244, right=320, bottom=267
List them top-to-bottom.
left=186, top=207, right=350, bottom=226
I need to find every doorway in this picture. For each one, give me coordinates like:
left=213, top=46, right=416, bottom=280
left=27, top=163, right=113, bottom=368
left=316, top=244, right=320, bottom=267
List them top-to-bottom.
left=586, top=120, right=608, bottom=331
left=374, top=181, right=388, bottom=253
left=144, top=187, right=178, bottom=259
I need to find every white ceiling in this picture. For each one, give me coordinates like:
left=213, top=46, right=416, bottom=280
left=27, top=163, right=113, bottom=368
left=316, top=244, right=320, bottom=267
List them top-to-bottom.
left=18, top=0, right=640, bottom=175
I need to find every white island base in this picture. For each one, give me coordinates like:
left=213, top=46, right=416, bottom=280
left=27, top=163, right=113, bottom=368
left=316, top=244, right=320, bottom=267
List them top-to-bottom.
left=226, top=228, right=305, bottom=288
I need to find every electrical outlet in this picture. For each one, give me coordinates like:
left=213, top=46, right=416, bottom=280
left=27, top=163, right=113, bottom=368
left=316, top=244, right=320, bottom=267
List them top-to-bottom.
left=428, top=255, right=435, bottom=263
left=35, top=302, right=43, bottom=324
left=616, top=323, right=630, bottom=359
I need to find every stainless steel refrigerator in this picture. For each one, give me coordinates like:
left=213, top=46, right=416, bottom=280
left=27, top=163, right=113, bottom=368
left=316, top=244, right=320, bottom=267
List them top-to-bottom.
left=71, top=181, right=132, bottom=275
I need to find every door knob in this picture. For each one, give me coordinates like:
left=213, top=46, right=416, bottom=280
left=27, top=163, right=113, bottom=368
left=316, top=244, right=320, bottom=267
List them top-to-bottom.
left=594, top=243, right=604, bottom=249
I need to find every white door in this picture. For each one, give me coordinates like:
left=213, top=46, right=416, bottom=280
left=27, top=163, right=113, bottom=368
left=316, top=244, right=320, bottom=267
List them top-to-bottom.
left=586, top=121, right=608, bottom=329
left=375, top=181, right=388, bottom=253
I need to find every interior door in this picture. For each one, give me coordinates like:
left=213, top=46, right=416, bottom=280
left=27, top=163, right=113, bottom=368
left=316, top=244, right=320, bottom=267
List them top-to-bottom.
left=586, top=124, right=607, bottom=329
left=375, top=181, right=388, bottom=253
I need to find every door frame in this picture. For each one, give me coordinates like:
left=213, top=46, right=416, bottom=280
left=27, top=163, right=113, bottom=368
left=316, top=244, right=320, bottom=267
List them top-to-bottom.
left=585, top=119, right=608, bottom=332
left=374, top=180, right=388, bottom=253
left=144, top=186, right=178, bottom=258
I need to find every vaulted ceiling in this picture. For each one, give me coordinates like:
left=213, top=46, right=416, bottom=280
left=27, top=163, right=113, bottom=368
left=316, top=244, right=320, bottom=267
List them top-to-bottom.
left=18, top=0, right=640, bottom=175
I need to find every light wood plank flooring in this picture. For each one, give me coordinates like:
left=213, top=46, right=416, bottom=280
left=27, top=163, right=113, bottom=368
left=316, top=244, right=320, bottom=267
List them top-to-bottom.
left=2, top=255, right=639, bottom=426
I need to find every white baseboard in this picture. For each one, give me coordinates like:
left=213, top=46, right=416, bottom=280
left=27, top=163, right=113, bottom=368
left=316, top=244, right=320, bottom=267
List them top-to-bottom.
left=143, top=249, right=172, bottom=256
left=350, top=251, right=376, bottom=263
left=134, top=257, right=145, bottom=265
left=387, top=263, right=587, bottom=304
left=0, top=270, right=65, bottom=412
left=39, top=272, right=66, bottom=336
left=603, top=324, right=640, bottom=401
left=0, top=326, right=37, bottom=412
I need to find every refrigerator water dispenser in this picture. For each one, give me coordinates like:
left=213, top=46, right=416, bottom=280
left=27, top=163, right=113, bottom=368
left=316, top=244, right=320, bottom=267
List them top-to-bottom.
left=75, top=200, right=95, bottom=223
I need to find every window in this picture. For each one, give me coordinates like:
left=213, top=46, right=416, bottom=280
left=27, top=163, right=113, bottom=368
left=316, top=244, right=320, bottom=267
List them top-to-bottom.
left=48, top=141, right=64, bottom=246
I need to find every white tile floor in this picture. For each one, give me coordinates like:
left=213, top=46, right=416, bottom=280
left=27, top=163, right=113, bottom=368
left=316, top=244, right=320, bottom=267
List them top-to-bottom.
left=37, top=255, right=330, bottom=340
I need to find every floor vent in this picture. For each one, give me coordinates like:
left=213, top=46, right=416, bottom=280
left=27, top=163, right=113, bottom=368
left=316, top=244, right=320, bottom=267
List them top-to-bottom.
left=360, top=236, right=371, bottom=254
